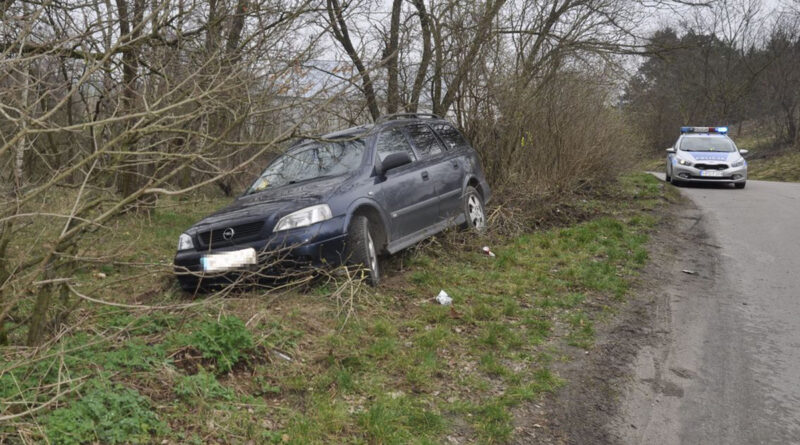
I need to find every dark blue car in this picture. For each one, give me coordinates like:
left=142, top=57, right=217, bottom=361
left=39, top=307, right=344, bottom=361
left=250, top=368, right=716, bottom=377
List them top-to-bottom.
left=174, top=114, right=491, bottom=290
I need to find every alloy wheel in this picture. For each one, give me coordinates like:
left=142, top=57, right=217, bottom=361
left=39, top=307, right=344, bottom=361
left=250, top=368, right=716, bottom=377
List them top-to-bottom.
left=468, top=194, right=486, bottom=230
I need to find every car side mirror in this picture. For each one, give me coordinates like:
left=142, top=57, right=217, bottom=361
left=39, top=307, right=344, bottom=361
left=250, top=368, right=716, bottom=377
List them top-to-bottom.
left=666, top=147, right=676, bottom=153
left=739, top=149, right=749, bottom=156
left=380, top=152, right=412, bottom=174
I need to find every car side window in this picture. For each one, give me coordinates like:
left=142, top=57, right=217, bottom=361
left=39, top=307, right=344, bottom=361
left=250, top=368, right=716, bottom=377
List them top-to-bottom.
left=406, top=124, right=445, bottom=158
left=433, top=124, right=469, bottom=151
left=376, top=128, right=417, bottom=163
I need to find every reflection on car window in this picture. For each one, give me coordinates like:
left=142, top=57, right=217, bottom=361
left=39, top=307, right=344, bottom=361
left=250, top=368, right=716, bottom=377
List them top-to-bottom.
left=433, top=124, right=469, bottom=151
left=406, top=125, right=444, bottom=158
left=376, top=128, right=417, bottom=163
left=680, top=137, right=735, bottom=152
left=247, top=138, right=365, bottom=193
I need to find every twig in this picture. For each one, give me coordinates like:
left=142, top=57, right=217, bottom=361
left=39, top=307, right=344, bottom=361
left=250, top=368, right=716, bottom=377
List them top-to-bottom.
left=67, top=283, right=211, bottom=310
left=0, top=378, right=87, bottom=422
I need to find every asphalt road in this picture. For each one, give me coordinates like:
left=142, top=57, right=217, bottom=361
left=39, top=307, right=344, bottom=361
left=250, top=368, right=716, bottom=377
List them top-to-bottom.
left=616, top=176, right=800, bottom=444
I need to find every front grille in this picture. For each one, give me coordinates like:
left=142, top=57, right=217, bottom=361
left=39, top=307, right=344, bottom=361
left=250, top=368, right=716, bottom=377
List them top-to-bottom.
left=695, top=163, right=728, bottom=170
left=690, top=175, right=729, bottom=180
left=198, top=221, right=265, bottom=246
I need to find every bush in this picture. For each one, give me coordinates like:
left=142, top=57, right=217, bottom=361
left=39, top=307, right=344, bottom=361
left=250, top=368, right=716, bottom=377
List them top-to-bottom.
left=467, top=73, right=642, bottom=196
left=187, top=316, right=254, bottom=374
left=174, top=371, right=234, bottom=401
left=45, top=381, right=166, bottom=444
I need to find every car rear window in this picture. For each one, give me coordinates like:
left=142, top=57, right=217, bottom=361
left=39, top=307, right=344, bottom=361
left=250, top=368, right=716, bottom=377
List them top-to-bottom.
left=406, top=124, right=445, bottom=158
left=433, top=124, right=470, bottom=151
left=376, top=128, right=417, bottom=163
left=680, top=137, right=735, bottom=152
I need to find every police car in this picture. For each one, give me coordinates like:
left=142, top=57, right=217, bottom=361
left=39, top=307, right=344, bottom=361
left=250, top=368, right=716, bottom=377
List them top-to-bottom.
left=666, top=126, right=748, bottom=189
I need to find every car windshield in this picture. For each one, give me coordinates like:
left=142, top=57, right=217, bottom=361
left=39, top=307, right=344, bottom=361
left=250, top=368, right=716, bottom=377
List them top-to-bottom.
left=680, top=137, right=735, bottom=152
left=246, top=138, right=366, bottom=194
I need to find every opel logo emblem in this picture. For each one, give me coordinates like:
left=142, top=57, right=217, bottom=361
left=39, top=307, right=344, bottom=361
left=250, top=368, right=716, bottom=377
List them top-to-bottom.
left=222, top=227, right=235, bottom=240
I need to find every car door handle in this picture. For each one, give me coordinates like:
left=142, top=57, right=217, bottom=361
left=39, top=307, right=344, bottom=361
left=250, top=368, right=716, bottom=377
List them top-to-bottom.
left=451, top=161, right=459, bottom=169
left=421, top=171, right=429, bottom=180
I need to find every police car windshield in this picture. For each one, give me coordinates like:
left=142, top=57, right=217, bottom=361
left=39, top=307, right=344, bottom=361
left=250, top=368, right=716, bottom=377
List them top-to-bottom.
left=680, top=136, right=735, bottom=152
left=246, top=138, right=366, bottom=194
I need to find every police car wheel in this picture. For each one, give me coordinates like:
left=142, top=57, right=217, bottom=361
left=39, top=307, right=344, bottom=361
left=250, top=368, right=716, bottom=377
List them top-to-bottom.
left=666, top=171, right=671, bottom=182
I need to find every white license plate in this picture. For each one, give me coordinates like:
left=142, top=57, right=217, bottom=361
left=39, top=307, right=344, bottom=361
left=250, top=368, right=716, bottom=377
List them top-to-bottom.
left=700, top=170, right=723, bottom=177
left=201, top=248, right=257, bottom=272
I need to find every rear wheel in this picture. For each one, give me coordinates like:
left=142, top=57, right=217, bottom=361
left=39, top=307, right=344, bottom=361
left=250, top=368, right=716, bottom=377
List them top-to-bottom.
left=666, top=169, right=672, bottom=182
left=735, top=182, right=746, bottom=189
left=462, top=186, right=487, bottom=231
left=345, top=215, right=380, bottom=286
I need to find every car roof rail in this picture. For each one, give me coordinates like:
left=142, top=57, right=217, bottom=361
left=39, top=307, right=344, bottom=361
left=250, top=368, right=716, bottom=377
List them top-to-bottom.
left=375, top=113, right=442, bottom=124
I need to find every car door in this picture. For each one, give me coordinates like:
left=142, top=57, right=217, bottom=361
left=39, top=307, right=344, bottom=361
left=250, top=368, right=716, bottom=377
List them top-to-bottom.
left=429, top=123, right=469, bottom=219
left=405, top=124, right=464, bottom=223
left=374, top=127, right=439, bottom=240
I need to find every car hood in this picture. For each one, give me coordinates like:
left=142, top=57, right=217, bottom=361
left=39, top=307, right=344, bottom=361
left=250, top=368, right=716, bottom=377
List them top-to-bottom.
left=683, top=152, right=741, bottom=163
left=188, top=175, right=348, bottom=232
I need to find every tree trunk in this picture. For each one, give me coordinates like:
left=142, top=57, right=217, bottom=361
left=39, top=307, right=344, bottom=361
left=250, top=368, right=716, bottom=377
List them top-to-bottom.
left=115, top=0, right=145, bottom=200
left=327, top=0, right=381, bottom=121
left=385, top=0, right=402, bottom=114
left=408, top=0, right=432, bottom=113
left=436, top=0, right=507, bottom=115
left=14, top=64, right=28, bottom=191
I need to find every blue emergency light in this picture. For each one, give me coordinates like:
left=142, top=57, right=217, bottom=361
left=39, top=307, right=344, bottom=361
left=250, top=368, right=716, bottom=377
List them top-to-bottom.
left=680, top=126, right=728, bottom=134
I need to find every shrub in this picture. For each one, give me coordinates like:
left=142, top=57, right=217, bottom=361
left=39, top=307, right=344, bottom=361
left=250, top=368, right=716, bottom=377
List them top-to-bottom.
left=467, top=73, right=642, bottom=196
left=187, top=316, right=254, bottom=374
left=174, top=371, right=234, bottom=401
left=45, top=381, right=166, bottom=444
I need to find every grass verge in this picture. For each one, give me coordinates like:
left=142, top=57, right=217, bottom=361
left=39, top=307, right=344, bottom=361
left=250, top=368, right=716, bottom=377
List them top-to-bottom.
left=1, top=173, right=671, bottom=444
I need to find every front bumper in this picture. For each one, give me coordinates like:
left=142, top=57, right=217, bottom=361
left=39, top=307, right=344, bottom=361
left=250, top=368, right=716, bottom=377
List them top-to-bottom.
left=672, top=164, right=747, bottom=184
left=174, top=216, right=347, bottom=288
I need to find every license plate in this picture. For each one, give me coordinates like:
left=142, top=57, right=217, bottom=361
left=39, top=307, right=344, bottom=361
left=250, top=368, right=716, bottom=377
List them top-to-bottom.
left=700, top=170, right=723, bottom=177
left=201, top=248, right=257, bottom=272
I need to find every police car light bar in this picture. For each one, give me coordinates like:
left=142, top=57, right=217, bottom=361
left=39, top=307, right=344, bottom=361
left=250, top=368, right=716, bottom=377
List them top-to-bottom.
left=681, top=126, right=728, bottom=134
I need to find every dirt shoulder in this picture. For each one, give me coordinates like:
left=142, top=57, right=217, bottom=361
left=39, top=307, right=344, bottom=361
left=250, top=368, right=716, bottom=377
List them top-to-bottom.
left=512, top=192, right=691, bottom=444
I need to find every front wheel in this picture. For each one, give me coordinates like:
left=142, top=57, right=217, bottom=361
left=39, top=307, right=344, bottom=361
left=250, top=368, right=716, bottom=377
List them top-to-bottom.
left=462, top=186, right=487, bottom=232
left=345, top=215, right=380, bottom=286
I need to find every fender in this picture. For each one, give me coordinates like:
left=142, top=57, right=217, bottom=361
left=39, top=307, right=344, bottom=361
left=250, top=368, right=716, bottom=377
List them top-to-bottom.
left=343, top=197, right=391, bottom=235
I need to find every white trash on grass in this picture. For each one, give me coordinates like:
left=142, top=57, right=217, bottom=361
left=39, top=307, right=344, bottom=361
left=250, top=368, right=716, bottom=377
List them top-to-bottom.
left=482, top=246, right=496, bottom=257
left=435, top=290, right=453, bottom=305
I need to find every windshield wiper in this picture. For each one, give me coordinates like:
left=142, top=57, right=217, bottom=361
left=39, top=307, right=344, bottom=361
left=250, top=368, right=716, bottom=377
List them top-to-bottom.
left=286, top=174, right=341, bottom=185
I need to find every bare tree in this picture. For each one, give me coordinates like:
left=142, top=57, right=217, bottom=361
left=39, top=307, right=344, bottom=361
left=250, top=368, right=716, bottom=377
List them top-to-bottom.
left=0, top=0, right=323, bottom=345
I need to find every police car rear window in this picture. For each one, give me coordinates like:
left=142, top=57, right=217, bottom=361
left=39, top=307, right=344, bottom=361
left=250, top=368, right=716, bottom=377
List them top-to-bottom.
left=680, top=137, right=735, bottom=152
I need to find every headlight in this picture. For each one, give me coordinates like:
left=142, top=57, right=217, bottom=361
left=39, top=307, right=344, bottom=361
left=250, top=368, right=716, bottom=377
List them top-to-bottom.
left=678, top=158, right=693, bottom=166
left=731, top=159, right=745, bottom=167
left=274, top=204, right=332, bottom=232
left=177, top=233, right=194, bottom=251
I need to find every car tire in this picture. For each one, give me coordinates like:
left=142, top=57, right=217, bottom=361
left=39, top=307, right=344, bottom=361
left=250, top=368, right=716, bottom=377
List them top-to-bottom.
left=666, top=171, right=671, bottom=182
left=671, top=178, right=683, bottom=187
left=735, top=182, right=746, bottom=189
left=462, top=186, right=487, bottom=231
left=345, top=215, right=380, bottom=286
left=178, top=278, right=200, bottom=294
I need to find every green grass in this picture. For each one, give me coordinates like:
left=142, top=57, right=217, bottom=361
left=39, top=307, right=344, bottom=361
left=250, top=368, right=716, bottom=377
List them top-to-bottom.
left=748, top=151, right=800, bottom=182
left=1, top=173, right=668, bottom=444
